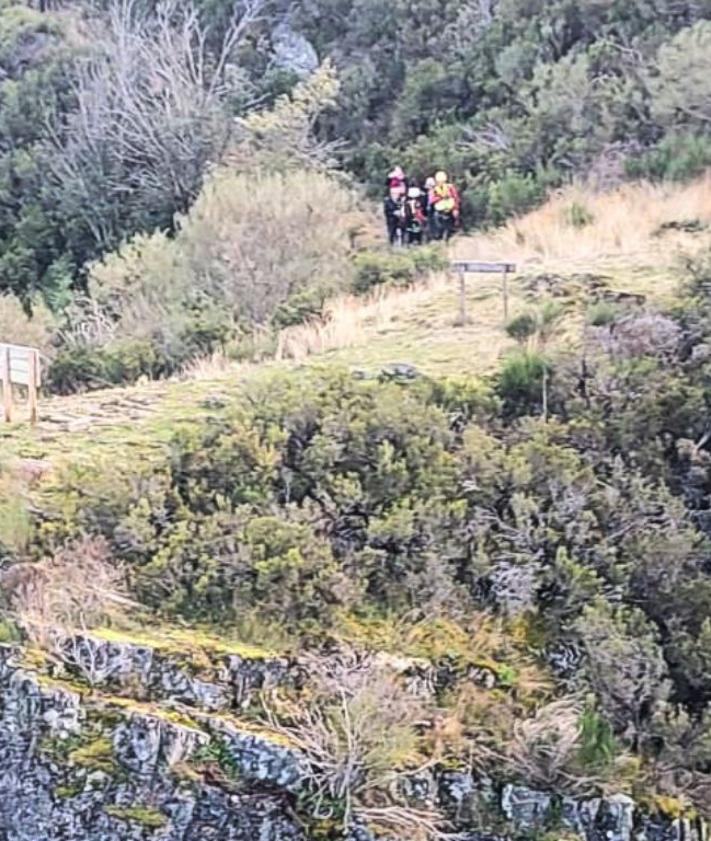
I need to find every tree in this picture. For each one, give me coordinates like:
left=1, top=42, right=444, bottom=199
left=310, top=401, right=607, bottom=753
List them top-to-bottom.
left=48, top=0, right=263, bottom=253
left=650, top=21, right=711, bottom=129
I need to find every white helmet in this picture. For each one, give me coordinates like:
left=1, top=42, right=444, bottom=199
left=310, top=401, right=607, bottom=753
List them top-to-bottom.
left=408, top=186, right=421, bottom=198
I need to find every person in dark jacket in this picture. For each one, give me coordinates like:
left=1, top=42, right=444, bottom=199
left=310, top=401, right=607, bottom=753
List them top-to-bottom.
left=384, top=166, right=407, bottom=244
left=404, top=186, right=427, bottom=245
left=384, top=190, right=406, bottom=245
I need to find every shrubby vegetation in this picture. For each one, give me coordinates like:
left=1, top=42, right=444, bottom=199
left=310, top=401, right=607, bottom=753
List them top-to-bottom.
left=1, top=0, right=711, bottom=394
left=300, top=0, right=711, bottom=221
left=7, top=251, right=711, bottom=814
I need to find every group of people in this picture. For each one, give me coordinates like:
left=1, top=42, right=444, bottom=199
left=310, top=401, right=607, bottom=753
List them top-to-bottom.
left=384, top=167, right=461, bottom=246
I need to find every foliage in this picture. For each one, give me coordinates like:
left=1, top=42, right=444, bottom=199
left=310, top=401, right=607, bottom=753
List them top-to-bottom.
left=650, top=22, right=711, bottom=130
left=626, top=133, right=711, bottom=183
left=50, top=168, right=365, bottom=389
left=564, top=202, right=595, bottom=230
left=351, top=247, right=447, bottom=295
left=10, top=248, right=711, bottom=816
left=0, top=294, right=55, bottom=353
left=496, top=350, right=547, bottom=417
left=7, top=536, right=131, bottom=647
left=266, top=652, right=439, bottom=835
left=104, top=805, right=167, bottom=829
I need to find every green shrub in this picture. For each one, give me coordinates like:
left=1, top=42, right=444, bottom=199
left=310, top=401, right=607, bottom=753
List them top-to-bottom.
left=626, top=133, right=711, bottom=183
left=487, top=173, right=546, bottom=226
left=564, top=202, right=595, bottom=229
left=351, top=246, right=447, bottom=295
left=586, top=301, right=621, bottom=326
left=506, top=311, right=539, bottom=344
left=47, top=339, right=160, bottom=393
left=495, top=350, right=546, bottom=417
left=0, top=618, right=21, bottom=643
left=577, top=704, right=617, bottom=768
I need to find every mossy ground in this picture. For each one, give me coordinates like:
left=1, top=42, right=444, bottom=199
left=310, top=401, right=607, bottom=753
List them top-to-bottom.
left=91, top=625, right=282, bottom=663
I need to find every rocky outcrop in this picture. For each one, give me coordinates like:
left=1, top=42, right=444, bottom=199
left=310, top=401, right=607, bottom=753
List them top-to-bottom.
left=270, top=23, right=319, bottom=77
left=56, top=633, right=294, bottom=712
left=0, top=641, right=708, bottom=841
left=0, top=644, right=305, bottom=841
left=439, top=772, right=707, bottom=841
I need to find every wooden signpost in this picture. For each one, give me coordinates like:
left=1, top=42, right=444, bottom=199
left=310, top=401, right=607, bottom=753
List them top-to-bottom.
left=450, top=260, right=517, bottom=325
left=1, top=343, right=41, bottom=424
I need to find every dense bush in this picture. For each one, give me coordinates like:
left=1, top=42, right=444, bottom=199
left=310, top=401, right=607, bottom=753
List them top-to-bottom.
left=626, top=133, right=711, bottom=182
left=44, top=166, right=367, bottom=389
left=351, top=246, right=447, bottom=294
left=11, top=250, right=711, bottom=810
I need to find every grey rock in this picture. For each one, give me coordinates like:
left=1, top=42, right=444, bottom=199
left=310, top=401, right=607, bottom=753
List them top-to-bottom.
left=271, top=23, right=319, bottom=77
left=690, top=343, right=711, bottom=364
left=379, top=363, right=420, bottom=382
left=489, top=561, right=539, bottom=614
left=58, top=634, right=154, bottom=689
left=222, top=653, right=291, bottom=709
left=114, top=713, right=208, bottom=777
left=214, top=721, right=306, bottom=791
left=399, top=771, right=436, bottom=805
left=501, top=783, right=552, bottom=829
left=588, top=794, right=635, bottom=841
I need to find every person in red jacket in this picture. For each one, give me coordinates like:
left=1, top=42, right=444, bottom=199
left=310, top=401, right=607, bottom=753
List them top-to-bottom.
left=386, top=166, right=407, bottom=198
left=428, top=170, right=460, bottom=241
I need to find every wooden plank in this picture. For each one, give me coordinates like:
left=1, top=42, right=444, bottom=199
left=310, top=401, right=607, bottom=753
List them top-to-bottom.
left=451, top=260, right=517, bottom=274
left=455, top=266, right=468, bottom=326
left=0, top=343, right=42, bottom=422
left=2, top=346, right=11, bottom=423
left=27, top=349, right=38, bottom=425
left=9, top=351, right=31, bottom=387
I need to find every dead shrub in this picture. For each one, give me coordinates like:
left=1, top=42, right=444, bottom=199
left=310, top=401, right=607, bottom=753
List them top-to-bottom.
left=8, top=536, right=132, bottom=648
left=265, top=649, right=447, bottom=840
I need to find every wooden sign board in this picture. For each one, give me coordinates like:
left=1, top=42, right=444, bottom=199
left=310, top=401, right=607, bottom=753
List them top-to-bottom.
left=450, top=260, right=517, bottom=324
left=451, top=261, right=517, bottom=274
left=1, top=343, right=41, bottom=424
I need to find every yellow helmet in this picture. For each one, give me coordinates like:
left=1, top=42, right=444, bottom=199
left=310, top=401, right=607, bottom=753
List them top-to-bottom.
left=435, top=170, right=448, bottom=185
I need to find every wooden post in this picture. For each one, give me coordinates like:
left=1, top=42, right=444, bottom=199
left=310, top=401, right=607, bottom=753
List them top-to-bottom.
left=456, top=266, right=467, bottom=325
left=502, top=268, right=510, bottom=321
left=2, top=345, right=12, bottom=423
left=27, top=349, right=38, bottom=425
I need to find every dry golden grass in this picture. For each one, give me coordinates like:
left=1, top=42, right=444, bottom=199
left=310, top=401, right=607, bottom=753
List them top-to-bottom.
left=7, top=174, right=711, bottom=462
left=454, top=174, right=711, bottom=269
left=276, top=175, right=711, bottom=372
left=275, top=275, right=453, bottom=363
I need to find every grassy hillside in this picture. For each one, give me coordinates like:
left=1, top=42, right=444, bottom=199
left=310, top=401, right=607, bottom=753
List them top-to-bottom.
left=4, top=175, right=709, bottom=467
left=5, top=178, right=711, bottom=829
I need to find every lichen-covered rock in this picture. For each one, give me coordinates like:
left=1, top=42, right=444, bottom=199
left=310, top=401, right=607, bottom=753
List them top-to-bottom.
left=271, top=23, right=319, bottom=77
left=54, top=633, right=294, bottom=713
left=57, top=635, right=154, bottom=689
left=0, top=650, right=306, bottom=841
left=222, top=653, right=292, bottom=708
left=153, top=659, right=229, bottom=711
left=113, top=713, right=207, bottom=778
left=211, top=720, right=306, bottom=791
left=501, top=783, right=552, bottom=829
left=589, top=794, right=635, bottom=841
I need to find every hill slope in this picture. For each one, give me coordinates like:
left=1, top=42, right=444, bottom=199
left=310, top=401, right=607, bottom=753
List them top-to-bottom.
left=3, top=175, right=710, bottom=468
left=3, top=178, right=711, bottom=840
